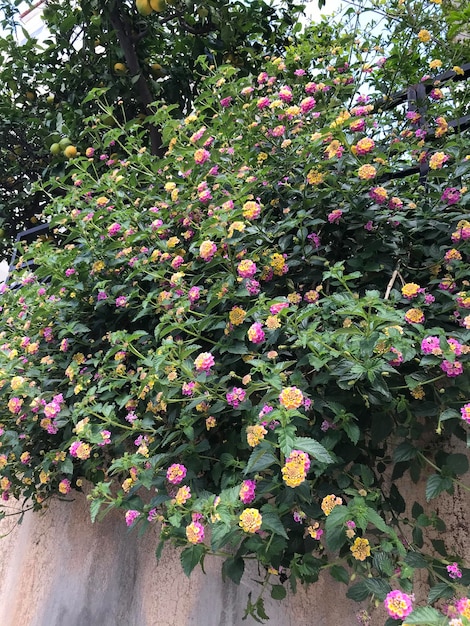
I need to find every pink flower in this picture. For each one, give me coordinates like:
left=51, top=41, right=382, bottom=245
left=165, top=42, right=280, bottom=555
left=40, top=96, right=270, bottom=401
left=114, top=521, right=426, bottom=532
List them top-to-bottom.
left=279, top=85, right=293, bottom=102
left=220, top=96, right=232, bottom=107
left=300, top=96, right=316, bottom=113
left=257, top=97, right=270, bottom=109
left=194, top=148, right=210, bottom=165
left=441, top=187, right=461, bottom=205
left=328, top=209, right=343, bottom=224
left=107, top=223, right=121, bottom=236
left=238, top=259, right=257, bottom=278
left=65, top=268, right=76, bottom=277
left=246, top=279, right=260, bottom=295
left=188, top=286, right=201, bottom=303
left=115, top=296, right=127, bottom=307
left=270, top=302, right=289, bottom=315
left=247, top=322, right=265, bottom=344
left=421, top=336, right=442, bottom=355
left=388, top=347, right=403, bottom=366
left=194, top=351, right=215, bottom=374
left=441, top=360, right=463, bottom=377
left=182, top=381, right=196, bottom=396
left=226, top=387, right=246, bottom=408
left=44, top=400, right=61, bottom=419
left=461, top=403, right=470, bottom=424
left=166, top=463, right=187, bottom=485
left=59, top=479, right=72, bottom=495
left=239, top=480, right=256, bottom=504
left=125, top=510, right=140, bottom=527
left=447, top=562, right=462, bottom=579
left=384, top=590, right=413, bottom=620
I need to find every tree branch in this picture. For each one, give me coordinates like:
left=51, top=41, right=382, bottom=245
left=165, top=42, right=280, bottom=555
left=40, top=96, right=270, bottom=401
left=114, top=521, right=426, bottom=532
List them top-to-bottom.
left=108, top=2, right=163, bottom=156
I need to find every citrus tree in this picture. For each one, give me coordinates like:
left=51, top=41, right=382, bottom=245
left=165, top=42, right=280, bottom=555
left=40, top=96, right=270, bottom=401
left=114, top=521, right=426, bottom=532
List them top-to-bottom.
left=0, top=0, right=469, bottom=624
left=0, top=0, right=305, bottom=249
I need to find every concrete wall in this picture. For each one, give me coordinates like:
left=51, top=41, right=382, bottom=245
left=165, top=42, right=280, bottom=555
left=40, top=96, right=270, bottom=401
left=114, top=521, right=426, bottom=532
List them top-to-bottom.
left=1, top=445, right=468, bottom=626
left=0, top=493, right=365, bottom=626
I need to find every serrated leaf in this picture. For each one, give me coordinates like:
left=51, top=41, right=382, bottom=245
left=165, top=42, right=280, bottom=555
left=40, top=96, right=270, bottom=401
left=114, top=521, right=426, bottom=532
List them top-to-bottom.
left=277, top=424, right=297, bottom=456
left=293, top=437, right=333, bottom=464
left=393, top=441, right=418, bottom=462
left=244, top=446, right=278, bottom=475
left=426, top=474, right=453, bottom=501
left=89, top=498, right=102, bottom=523
left=325, top=505, right=349, bottom=551
left=366, top=507, right=391, bottom=534
left=261, top=512, right=289, bottom=539
left=211, top=523, right=238, bottom=551
left=180, top=544, right=205, bottom=577
left=404, top=552, right=427, bottom=568
left=373, top=553, right=394, bottom=576
left=329, top=564, right=350, bottom=584
left=363, top=577, right=391, bottom=600
left=346, top=581, right=370, bottom=601
left=428, top=582, right=454, bottom=604
left=405, top=606, right=447, bottom=625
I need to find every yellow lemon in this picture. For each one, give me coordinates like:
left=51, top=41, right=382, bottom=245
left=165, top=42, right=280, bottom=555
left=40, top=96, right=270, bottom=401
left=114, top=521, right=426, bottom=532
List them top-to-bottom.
left=136, top=0, right=152, bottom=15
left=64, top=145, right=78, bottom=159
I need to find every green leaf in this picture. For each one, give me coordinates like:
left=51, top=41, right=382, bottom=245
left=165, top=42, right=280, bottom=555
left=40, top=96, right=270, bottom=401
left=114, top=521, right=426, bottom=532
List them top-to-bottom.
left=277, top=424, right=297, bottom=456
left=293, top=437, right=334, bottom=464
left=393, top=441, right=418, bottom=462
left=244, top=447, right=278, bottom=475
left=445, top=453, right=469, bottom=475
left=425, top=474, right=453, bottom=501
left=89, top=499, right=102, bottom=523
left=325, top=505, right=349, bottom=551
left=366, top=507, right=391, bottom=534
left=261, top=512, right=289, bottom=539
left=211, top=523, right=238, bottom=551
left=180, top=544, right=205, bottom=577
left=404, top=552, right=427, bottom=568
left=373, top=553, right=394, bottom=576
left=222, top=556, right=245, bottom=585
left=329, top=565, right=350, bottom=584
left=363, top=577, right=391, bottom=600
left=346, top=581, right=370, bottom=601
left=428, top=582, right=454, bottom=604
left=270, top=584, right=287, bottom=600
left=405, top=606, right=447, bottom=625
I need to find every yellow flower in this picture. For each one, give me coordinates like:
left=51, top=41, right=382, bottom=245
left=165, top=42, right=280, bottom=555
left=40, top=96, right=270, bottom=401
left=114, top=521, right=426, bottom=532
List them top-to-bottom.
left=417, top=29, right=431, bottom=42
left=429, top=59, right=442, bottom=70
left=453, top=65, right=464, bottom=76
left=358, top=164, right=377, bottom=180
left=307, top=169, right=325, bottom=185
left=270, top=253, right=286, bottom=276
left=401, top=283, right=421, bottom=298
left=229, top=306, right=246, bottom=326
left=266, top=315, right=281, bottom=330
left=10, top=376, right=25, bottom=390
left=279, top=386, right=303, bottom=410
left=411, top=386, right=425, bottom=400
left=246, top=424, right=267, bottom=447
left=281, top=460, right=306, bottom=487
left=321, top=494, right=343, bottom=516
left=239, top=508, right=263, bottom=533
left=350, top=537, right=371, bottom=561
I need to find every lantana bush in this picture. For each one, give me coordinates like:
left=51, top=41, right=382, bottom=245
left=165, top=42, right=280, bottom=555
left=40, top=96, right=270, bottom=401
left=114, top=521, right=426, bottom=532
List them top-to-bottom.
left=0, top=0, right=469, bottom=623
